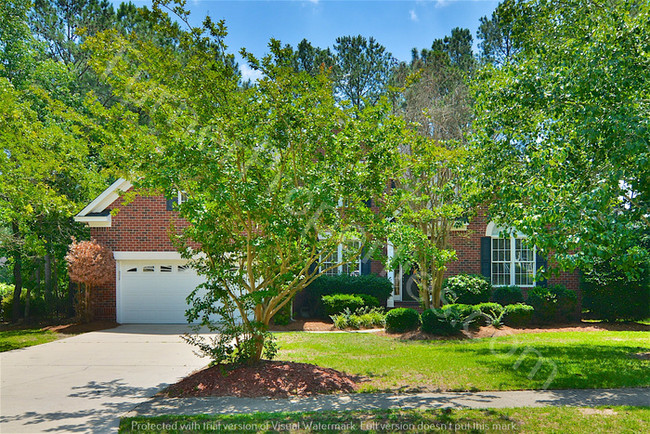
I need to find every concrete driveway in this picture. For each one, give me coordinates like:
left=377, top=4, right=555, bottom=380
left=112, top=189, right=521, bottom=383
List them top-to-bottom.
left=0, top=325, right=213, bottom=433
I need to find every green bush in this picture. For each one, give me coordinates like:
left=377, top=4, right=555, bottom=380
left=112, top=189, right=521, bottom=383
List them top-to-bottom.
left=581, top=266, right=649, bottom=322
left=298, top=274, right=393, bottom=318
left=443, top=274, right=492, bottom=305
left=491, top=285, right=524, bottom=306
left=527, top=285, right=578, bottom=324
left=1, top=289, right=48, bottom=321
left=321, top=294, right=365, bottom=316
left=356, top=294, right=380, bottom=308
left=271, top=301, right=292, bottom=326
left=474, top=302, right=505, bottom=317
left=503, top=303, right=534, bottom=327
left=330, top=307, right=385, bottom=330
left=421, top=307, right=465, bottom=335
left=385, top=308, right=420, bottom=333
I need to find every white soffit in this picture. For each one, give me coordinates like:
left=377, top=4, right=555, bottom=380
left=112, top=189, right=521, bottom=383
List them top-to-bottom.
left=74, top=178, right=132, bottom=227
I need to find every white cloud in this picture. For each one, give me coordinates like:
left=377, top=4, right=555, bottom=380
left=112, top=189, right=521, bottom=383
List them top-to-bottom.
left=409, top=9, right=419, bottom=22
left=240, top=64, right=264, bottom=83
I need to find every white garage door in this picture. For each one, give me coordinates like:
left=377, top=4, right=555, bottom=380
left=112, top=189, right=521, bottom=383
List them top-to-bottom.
left=118, top=260, right=206, bottom=324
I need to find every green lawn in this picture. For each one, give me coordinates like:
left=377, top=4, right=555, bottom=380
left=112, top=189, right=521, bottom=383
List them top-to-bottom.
left=0, top=328, right=61, bottom=352
left=275, top=331, right=650, bottom=392
left=120, top=406, right=650, bottom=433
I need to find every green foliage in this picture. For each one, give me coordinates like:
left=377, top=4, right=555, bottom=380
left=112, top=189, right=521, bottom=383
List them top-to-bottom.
left=473, top=0, right=650, bottom=280
left=476, top=0, right=522, bottom=65
left=332, top=35, right=395, bottom=108
left=582, top=270, right=649, bottom=322
left=299, top=274, right=392, bottom=318
left=443, top=274, right=492, bottom=305
left=491, top=285, right=524, bottom=306
left=527, top=285, right=578, bottom=324
left=1, top=291, right=48, bottom=321
left=322, top=294, right=365, bottom=316
left=271, top=301, right=292, bottom=326
left=474, top=302, right=505, bottom=317
left=503, top=303, right=534, bottom=328
left=330, top=307, right=385, bottom=330
left=421, top=307, right=465, bottom=335
left=385, top=308, right=420, bottom=333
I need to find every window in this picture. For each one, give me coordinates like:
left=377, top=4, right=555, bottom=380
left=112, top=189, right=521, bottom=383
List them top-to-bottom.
left=490, top=224, right=536, bottom=287
left=319, top=241, right=362, bottom=276
left=142, top=265, right=155, bottom=273
left=160, top=265, right=172, bottom=273
left=177, top=265, right=190, bottom=272
left=126, top=267, right=138, bottom=273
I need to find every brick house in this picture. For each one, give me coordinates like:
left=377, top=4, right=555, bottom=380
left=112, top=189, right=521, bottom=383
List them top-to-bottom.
left=75, top=179, right=580, bottom=323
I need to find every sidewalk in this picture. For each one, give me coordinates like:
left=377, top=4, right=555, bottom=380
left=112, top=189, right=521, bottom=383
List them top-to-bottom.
left=128, top=388, right=649, bottom=417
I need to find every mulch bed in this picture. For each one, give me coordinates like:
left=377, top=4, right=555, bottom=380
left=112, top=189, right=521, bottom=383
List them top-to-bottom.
left=269, top=319, right=336, bottom=332
left=43, top=320, right=118, bottom=334
left=162, top=360, right=359, bottom=398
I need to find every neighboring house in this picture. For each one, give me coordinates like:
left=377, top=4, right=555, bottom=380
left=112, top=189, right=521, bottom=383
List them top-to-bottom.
left=75, top=179, right=580, bottom=323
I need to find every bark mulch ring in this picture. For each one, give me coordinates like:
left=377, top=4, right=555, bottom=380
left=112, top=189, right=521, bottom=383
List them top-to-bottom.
left=161, top=361, right=360, bottom=398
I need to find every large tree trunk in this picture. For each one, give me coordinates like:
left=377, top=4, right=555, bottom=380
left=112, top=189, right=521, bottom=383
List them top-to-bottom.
left=11, top=221, right=23, bottom=323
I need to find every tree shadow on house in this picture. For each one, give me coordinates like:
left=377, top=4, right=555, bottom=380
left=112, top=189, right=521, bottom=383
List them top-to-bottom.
left=0, top=379, right=167, bottom=433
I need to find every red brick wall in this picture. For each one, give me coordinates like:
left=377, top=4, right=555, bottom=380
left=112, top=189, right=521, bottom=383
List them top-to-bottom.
left=90, top=193, right=188, bottom=321
left=369, top=211, right=580, bottom=295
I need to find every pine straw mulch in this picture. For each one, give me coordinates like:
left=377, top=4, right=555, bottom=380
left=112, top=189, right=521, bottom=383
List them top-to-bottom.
left=43, top=320, right=118, bottom=334
left=161, top=361, right=359, bottom=398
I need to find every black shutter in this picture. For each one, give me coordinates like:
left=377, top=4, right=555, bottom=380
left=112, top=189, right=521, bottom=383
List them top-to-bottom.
left=166, top=197, right=178, bottom=211
left=480, top=236, right=492, bottom=280
left=360, top=246, right=371, bottom=275
left=536, top=250, right=548, bottom=287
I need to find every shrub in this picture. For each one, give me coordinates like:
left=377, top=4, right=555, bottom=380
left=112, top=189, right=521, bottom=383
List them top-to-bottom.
left=581, top=264, right=650, bottom=321
left=298, top=274, right=393, bottom=318
left=443, top=274, right=492, bottom=305
left=491, top=285, right=524, bottom=305
left=527, top=285, right=578, bottom=324
left=1, top=291, right=49, bottom=322
left=321, top=294, right=365, bottom=316
left=356, top=294, right=380, bottom=308
left=271, top=301, right=292, bottom=326
left=474, top=302, right=506, bottom=327
left=503, top=303, right=534, bottom=327
left=330, top=307, right=385, bottom=330
left=421, top=307, right=465, bottom=335
left=385, top=308, right=420, bottom=333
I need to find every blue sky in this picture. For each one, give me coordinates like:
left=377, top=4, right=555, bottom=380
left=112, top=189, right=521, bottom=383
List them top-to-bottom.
left=113, top=1, right=500, bottom=80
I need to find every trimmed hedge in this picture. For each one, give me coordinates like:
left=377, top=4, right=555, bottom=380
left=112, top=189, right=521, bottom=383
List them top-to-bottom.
left=298, top=274, right=393, bottom=318
left=443, top=274, right=492, bottom=305
left=491, top=285, right=524, bottom=306
left=527, top=285, right=578, bottom=324
left=321, top=294, right=366, bottom=316
left=503, top=303, right=534, bottom=327
left=385, top=308, right=420, bottom=333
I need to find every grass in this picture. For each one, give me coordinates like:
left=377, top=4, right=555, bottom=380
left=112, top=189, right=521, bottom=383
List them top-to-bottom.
left=0, top=327, right=61, bottom=352
left=275, top=331, right=650, bottom=392
left=120, top=406, right=650, bottom=433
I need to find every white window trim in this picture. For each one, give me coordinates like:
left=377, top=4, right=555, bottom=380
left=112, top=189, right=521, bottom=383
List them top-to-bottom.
left=486, top=223, right=536, bottom=288
left=319, top=242, right=362, bottom=276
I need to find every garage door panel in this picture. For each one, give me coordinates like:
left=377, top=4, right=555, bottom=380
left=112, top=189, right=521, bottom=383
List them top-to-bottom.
left=118, top=259, right=208, bottom=324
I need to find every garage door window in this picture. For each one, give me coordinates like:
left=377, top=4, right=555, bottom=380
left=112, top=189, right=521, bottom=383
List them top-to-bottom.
left=143, top=265, right=155, bottom=272
left=160, top=265, right=172, bottom=272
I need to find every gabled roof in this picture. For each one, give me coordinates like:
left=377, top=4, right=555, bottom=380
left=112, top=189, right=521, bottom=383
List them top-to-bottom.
left=74, top=178, right=132, bottom=227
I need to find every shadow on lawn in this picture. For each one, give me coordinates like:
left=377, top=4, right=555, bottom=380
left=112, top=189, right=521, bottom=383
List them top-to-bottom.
left=453, top=342, right=650, bottom=390
left=0, top=379, right=167, bottom=433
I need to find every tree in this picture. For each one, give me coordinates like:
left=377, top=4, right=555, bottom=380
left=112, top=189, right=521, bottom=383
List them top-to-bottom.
left=1, top=0, right=107, bottom=322
left=472, top=0, right=650, bottom=280
left=476, top=0, right=522, bottom=65
left=87, top=5, right=403, bottom=363
left=388, top=32, right=476, bottom=309
left=332, top=35, right=395, bottom=108
left=65, top=239, right=114, bottom=321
